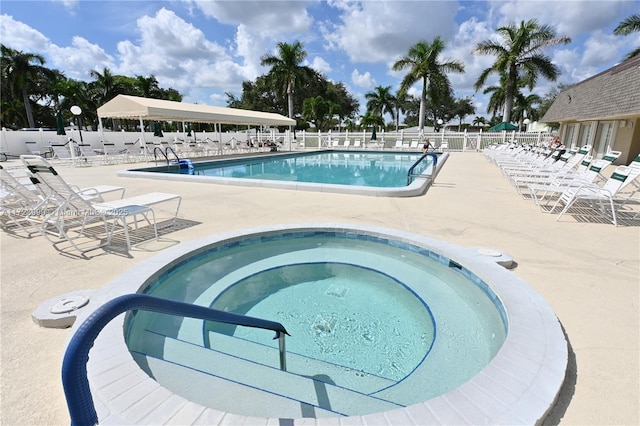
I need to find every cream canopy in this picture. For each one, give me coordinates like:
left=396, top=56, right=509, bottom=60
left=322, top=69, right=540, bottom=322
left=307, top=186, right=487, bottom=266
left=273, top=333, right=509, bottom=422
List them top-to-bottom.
left=97, top=94, right=296, bottom=126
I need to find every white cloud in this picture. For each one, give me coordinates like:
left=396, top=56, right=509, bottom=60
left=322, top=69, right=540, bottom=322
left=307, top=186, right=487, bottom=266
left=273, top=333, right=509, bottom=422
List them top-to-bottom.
left=322, top=1, right=459, bottom=63
left=114, top=8, right=248, bottom=102
left=0, top=14, right=50, bottom=53
left=49, top=37, right=115, bottom=80
left=310, top=56, right=332, bottom=74
left=351, top=69, right=375, bottom=89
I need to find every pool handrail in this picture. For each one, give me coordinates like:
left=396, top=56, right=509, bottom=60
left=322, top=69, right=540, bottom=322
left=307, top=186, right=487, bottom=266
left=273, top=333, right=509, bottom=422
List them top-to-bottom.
left=153, top=146, right=181, bottom=165
left=407, top=152, right=438, bottom=184
left=62, top=293, right=289, bottom=426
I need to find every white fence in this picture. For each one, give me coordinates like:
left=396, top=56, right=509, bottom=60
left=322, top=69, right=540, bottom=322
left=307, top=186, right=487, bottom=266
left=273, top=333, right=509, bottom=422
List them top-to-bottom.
left=0, top=127, right=553, bottom=159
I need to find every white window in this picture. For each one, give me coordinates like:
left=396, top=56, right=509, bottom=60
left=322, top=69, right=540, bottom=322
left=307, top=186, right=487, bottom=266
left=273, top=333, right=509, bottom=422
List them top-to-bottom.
left=595, top=122, right=614, bottom=158
left=578, top=123, right=592, bottom=148
left=563, top=124, right=577, bottom=147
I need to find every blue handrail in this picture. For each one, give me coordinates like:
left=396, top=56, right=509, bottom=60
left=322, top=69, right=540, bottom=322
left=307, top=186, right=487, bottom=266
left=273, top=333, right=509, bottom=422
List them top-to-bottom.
left=407, top=152, right=438, bottom=184
left=62, top=293, right=289, bottom=426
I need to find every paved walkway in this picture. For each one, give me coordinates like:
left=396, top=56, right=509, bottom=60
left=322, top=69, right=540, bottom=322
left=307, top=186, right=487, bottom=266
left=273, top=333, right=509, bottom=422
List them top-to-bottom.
left=1, top=152, right=638, bottom=425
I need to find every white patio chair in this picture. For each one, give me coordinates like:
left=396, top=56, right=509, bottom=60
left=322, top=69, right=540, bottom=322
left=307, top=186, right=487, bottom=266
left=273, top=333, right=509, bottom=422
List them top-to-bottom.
left=77, top=144, right=105, bottom=165
left=21, top=156, right=177, bottom=252
left=0, top=164, right=49, bottom=234
left=554, top=165, right=632, bottom=226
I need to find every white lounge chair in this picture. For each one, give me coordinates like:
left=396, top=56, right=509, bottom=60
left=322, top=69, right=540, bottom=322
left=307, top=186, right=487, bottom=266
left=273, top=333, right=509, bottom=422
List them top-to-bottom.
left=25, top=141, right=51, bottom=158
left=49, top=143, right=75, bottom=164
left=77, top=144, right=105, bottom=165
left=21, top=156, right=179, bottom=252
left=0, top=164, right=49, bottom=234
left=554, top=165, right=632, bottom=226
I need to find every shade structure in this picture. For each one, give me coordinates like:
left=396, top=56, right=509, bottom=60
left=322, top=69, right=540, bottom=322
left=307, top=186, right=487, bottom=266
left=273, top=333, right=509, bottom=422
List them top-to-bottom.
left=97, top=95, right=296, bottom=127
left=56, top=112, right=66, bottom=135
left=489, top=122, right=519, bottom=131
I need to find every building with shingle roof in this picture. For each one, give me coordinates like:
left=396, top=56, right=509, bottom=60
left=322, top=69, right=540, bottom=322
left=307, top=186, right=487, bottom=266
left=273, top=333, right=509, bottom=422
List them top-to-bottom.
left=541, top=55, right=640, bottom=164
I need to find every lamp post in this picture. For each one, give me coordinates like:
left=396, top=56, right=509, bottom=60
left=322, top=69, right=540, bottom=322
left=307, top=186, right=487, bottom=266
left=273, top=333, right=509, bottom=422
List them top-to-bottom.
left=70, top=105, right=83, bottom=143
left=523, top=118, right=530, bottom=132
left=437, top=119, right=444, bottom=132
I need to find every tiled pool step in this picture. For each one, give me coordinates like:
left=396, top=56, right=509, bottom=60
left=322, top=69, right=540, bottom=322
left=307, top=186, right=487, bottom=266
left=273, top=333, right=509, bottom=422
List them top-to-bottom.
left=207, top=330, right=398, bottom=394
left=130, top=331, right=404, bottom=418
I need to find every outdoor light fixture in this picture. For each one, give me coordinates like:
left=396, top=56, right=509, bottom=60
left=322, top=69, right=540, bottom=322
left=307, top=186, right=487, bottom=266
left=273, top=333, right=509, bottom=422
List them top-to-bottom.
left=70, top=105, right=83, bottom=143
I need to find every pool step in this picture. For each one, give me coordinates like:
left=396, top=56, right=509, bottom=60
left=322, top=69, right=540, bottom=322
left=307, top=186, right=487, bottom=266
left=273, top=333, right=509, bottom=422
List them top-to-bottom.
left=207, top=330, right=397, bottom=394
left=131, top=331, right=404, bottom=418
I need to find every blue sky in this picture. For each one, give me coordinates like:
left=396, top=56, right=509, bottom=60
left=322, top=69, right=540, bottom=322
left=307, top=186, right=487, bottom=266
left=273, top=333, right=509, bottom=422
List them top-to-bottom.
left=1, top=0, right=639, bottom=123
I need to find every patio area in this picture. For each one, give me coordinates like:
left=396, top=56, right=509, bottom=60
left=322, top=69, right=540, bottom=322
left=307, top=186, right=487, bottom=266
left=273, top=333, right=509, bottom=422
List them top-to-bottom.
left=0, top=151, right=638, bottom=425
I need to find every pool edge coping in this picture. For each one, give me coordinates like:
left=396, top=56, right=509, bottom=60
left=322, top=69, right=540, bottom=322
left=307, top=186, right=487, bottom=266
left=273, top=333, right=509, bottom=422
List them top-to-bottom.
left=115, top=150, right=449, bottom=197
left=69, top=223, right=568, bottom=425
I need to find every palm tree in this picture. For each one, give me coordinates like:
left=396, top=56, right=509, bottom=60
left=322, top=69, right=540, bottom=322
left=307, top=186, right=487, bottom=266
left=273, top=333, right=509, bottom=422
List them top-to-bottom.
left=613, top=14, right=640, bottom=59
left=473, top=19, right=571, bottom=123
left=393, top=36, right=465, bottom=131
left=261, top=41, right=314, bottom=119
left=1, top=44, right=50, bottom=128
left=90, top=67, right=122, bottom=105
left=134, top=75, right=161, bottom=98
left=365, top=85, right=396, bottom=126
left=392, top=90, right=411, bottom=132
left=511, top=92, right=541, bottom=129
left=302, top=96, right=328, bottom=131
left=472, top=116, right=487, bottom=127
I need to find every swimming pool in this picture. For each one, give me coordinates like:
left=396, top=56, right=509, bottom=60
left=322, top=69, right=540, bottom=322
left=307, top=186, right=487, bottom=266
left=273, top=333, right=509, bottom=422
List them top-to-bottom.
left=118, top=150, right=448, bottom=197
left=73, top=223, right=567, bottom=425
left=125, top=231, right=507, bottom=416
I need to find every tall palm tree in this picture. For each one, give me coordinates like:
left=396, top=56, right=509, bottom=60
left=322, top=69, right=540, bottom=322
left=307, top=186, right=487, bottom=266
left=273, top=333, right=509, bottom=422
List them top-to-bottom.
left=613, top=14, right=640, bottom=59
left=473, top=19, right=570, bottom=123
left=392, top=36, right=465, bottom=130
left=261, top=41, right=314, bottom=119
left=1, top=44, right=50, bottom=128
left=365, top=85, right=396, bottom=125
left=392, top=90, right=411, bottom=132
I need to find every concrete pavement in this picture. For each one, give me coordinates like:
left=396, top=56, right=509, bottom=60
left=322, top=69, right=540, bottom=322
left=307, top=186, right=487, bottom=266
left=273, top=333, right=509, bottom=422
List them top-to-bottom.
left=1, top=151, right=638, bottom=425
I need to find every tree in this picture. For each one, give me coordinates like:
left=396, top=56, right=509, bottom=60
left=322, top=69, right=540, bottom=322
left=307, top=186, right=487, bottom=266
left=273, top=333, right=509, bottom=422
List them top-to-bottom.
left=613, top=14, right=640, bottom=60
left=473, top=19, right=570, bottom=123
left=392, top=36, right=465, bottom=131
left=261, top=41, right=315, bottom=120
left=1, top=44, right=51, bottom=128
left=134, top=75, right=161, bottom=98
left=364, top=85, right=396, bottom=125
left=392, top=90, right=413, bottom=132
left=511, top=92, right=541, bottom=127
left=302, top=96, right=328, bottom=130
left=452, top=97, right=476, bottom=131
left=359, top=112, right=384, bottom=136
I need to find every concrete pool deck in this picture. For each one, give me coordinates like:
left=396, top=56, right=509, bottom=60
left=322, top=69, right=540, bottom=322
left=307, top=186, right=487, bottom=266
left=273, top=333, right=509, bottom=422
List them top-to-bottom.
left=1, top=152, right=638, bottom=425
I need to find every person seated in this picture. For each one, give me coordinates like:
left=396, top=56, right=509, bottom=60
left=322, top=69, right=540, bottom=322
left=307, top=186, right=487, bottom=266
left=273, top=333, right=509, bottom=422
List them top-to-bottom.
left=545, top=136, right=565, bottom=160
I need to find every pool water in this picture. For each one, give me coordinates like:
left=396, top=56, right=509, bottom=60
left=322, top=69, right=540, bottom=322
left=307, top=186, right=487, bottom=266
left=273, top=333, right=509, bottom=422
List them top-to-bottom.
left=145, top=151, right=433, bottom=188
left=126, top=231, right=507, bottom=415
left=208, top=262, right=435, bottom=382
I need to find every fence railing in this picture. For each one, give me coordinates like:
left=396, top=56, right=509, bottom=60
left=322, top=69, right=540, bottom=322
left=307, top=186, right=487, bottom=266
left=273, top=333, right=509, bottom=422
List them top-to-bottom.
left=1, top=127, right=554, bottom=158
